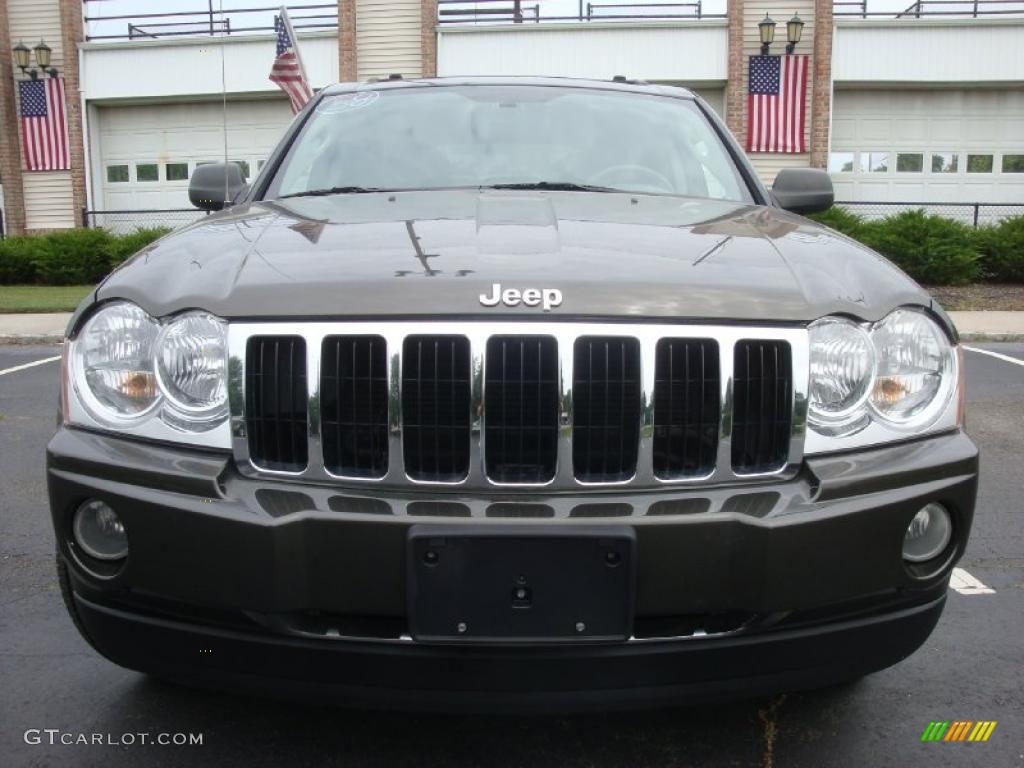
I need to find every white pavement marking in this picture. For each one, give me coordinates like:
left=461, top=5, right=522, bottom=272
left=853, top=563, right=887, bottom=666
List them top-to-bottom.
left=964, top=345, right=1024, bottom=368
left=0, top=355, right=61, bottom=377
left=949, top=567, right=996, bottom=595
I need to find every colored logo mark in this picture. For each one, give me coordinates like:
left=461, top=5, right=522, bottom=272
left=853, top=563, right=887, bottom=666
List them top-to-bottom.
left=921, top=721, right=997, bottom=742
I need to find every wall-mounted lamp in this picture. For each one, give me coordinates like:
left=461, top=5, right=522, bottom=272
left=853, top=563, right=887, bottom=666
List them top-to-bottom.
left=786, top=13, right=804, bottom=54
left=758, top=14, right=776, bottom=56
left=12, top=40, right=58, bottom=79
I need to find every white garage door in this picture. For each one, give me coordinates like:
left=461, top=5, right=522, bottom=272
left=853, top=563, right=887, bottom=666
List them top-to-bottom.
left=829, top=89, right=1024, bottom=204
left=95, top=99, right=294, bottom=212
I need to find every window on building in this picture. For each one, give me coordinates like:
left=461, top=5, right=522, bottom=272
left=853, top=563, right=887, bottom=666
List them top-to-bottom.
left=828, top=152, right=855, bottom=173
left=860, top=153, right=889, bottom=173
left=896, top=153, right=923, bottom=173
left=931, top=153, right=958, bottom=173
left=966, top=154, right=994, bottom=173
left=1001, top=155, right=1024, bottom=173
left=257, top=159, right=267, bottom=172
left=231, top=160, right=250, bottom=180
left=136, top=163, right=159, bottom=182
left=166, top=163, right=189, bottom=181
left=106, top=165, right=129, bottom=183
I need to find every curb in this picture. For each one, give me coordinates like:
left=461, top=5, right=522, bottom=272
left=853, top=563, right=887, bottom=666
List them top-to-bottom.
left=959, top=333, right=1024, bottom=343
left=0, top=334, right=64, bottom=346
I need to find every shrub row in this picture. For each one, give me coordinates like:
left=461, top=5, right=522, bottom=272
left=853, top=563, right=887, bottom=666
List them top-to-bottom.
left=810, top=208, right=1024, bottom=286
left=0, top=227, right=170, bottom=286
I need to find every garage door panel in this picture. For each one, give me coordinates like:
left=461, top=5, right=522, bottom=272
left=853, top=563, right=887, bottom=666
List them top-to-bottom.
left=831, top=88, right=1024, bottom=203
left=97, top=99, right=293, bottom=212
left=859, top=119, right=892, bottom=141
left=892, top=119, right=927, bottom=142
left=929, top=119, right=962, bottom=143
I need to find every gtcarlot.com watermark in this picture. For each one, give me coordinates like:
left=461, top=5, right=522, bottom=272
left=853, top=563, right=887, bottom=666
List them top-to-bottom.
left=24, top=729, right=203, bottom=746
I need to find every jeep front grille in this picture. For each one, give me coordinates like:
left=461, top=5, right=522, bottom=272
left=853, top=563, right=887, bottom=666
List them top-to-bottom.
left=231, top=322, right=808, bottom=490
left=320, top=335, right=388, bottom=478
left=245, top=336, right=308, bottom=472
left=484, top=336, right=559, bottom=483
left=572, top=337, right=641, bottom=482
left=652, top=338, right=720, bottom=479
left=731, top=340, right=793, bottom=474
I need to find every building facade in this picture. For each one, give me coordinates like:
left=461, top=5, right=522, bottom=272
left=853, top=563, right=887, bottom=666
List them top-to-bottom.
left=0, top=1, right=1021, bottom=235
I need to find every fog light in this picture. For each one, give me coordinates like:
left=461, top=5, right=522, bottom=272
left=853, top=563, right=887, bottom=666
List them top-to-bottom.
left=72, top=500, right=128, bottom=561
left=902, top=503, right=952, bottom=563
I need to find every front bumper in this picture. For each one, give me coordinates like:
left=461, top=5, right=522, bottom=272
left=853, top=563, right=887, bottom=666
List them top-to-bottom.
left=48, top=426, right=978, bottom=710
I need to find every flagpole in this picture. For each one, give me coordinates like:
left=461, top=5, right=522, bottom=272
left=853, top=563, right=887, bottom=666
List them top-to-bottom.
left=278, top=7, right=310, bottom=88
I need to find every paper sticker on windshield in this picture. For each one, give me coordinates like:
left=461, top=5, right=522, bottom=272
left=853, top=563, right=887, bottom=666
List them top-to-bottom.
left=319, top=91, right=380, bottom=115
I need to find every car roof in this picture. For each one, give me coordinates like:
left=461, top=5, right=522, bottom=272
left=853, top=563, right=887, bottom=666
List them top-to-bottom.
left=320, top=76, right=697, bottom=100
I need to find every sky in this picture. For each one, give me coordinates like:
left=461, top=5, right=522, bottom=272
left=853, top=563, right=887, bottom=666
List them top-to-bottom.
left=82, top=0, right=938, bottom=40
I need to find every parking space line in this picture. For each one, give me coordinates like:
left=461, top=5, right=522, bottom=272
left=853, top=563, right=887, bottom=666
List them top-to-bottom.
left=964, top=345, right=1024, bottom=367
left=0, top=356, right=61, bottom=378
left=949, top=567, right=995, bottom=595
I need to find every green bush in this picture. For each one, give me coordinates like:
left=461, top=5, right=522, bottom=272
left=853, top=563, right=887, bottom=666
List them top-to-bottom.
left=808, top=206, right=871, bottom=240
left=860, top=209, right=980, bottom=286
left=974, top=216, right=1024, bottom=283
left=0, top=227, right=169, bottom=286
left=108, top=227, right=171, bottom=267
left=29, top=228, right=117, bottom=285
left=0, top=234, right=50, bottom=284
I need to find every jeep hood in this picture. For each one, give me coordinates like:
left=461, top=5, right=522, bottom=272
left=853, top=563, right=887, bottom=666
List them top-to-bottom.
left=95, top=190, right=931, bottom=325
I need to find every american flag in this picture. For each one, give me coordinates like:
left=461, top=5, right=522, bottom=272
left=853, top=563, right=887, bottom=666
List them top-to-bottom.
left=269, top=7, right=313, bottom=114
left=747, top=55, right=809, bottom=154
left=19, top=78, right=70, bottom=171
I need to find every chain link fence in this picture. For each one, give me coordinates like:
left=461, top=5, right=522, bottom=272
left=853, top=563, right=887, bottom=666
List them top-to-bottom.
left=834, top=202, right=1024, bottom=227
left=82, top=209, right=211, bottom=234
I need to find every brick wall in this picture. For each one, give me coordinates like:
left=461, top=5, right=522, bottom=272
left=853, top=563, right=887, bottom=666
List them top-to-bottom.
left=0, top=0, right=26, bottom=233
left=59, top=0, right=85, bottom=223
left=339, top=0, right=357, bottom=81
left=421, top=0, right=437, bottom=77
left=724, top=0, right=745, bottom=141
left=809, top=0, right=833, bottom=169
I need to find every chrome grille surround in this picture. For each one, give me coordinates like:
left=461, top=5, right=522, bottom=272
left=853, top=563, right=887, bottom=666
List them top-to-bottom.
left=227, top=322, right=809, bottom=491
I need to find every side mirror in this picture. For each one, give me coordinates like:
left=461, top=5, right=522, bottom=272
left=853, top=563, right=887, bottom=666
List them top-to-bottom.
left=189, top=162, right=248, bottom=211
left=771, top=168, right=834, bottom=215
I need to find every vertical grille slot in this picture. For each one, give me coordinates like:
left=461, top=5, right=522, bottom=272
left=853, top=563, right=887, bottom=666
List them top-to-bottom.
left=402, top=335, right=471, bottom=482
left=245, top=336, right=308, bottom=471
left=321, top=336, right=388, bottom=478
left=484, top=336, right=559, bottom=483
left=572, top=336, right=641, bottom=482
left=653, top=338, right=720, bottom=479
left=731, top=340, right=792, bottom=474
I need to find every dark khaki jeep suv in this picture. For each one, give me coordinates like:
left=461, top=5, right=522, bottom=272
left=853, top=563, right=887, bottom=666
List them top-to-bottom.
left=48, top=77, right=977, bottom=711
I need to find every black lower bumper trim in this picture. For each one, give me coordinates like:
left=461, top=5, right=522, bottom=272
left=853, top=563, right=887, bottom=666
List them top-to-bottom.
left=73, top=591, right=945, bottom=713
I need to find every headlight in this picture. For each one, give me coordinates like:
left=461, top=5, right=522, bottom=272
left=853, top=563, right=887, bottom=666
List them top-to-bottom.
left=67, top=302, right=231, bottom=447
left=73, top=302, right=161, bottom=425
left=805, top=306, right=959, bottom=454
left=870, top=309, right=954, bottom=424
left=156, top=312, right=228, bottom=429
left=808, top=317, right=875, bottom=434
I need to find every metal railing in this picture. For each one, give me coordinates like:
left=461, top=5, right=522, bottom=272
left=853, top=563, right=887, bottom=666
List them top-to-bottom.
left=437, top=0, right=719, bottom=24
left=834, top=0, right=1024, bottom=17
left=83, top=1, right=338, bottom=42
left=833, top=201, right=1024, bottom=227
left=82, top=208, right=210, bottom=233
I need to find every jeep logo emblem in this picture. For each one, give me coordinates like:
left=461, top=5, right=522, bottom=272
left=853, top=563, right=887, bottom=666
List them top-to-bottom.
left=479, top=283, right=563, bottom=312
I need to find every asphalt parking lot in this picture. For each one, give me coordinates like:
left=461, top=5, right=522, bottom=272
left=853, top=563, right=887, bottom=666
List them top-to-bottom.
left=1, top=342, right=1022, bottom=768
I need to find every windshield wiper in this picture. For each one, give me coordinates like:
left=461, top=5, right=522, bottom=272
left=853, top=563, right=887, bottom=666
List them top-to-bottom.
left=484, top=181, right=624, bottom=193
left=280, top=186, right=386, bottom=199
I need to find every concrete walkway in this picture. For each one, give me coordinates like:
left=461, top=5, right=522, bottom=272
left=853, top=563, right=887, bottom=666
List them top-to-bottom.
left=0, top=310, right=1022, bottom=344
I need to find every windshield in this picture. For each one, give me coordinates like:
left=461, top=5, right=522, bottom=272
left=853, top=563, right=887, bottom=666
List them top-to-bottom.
left=265, top=85, right=752, bottom=202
